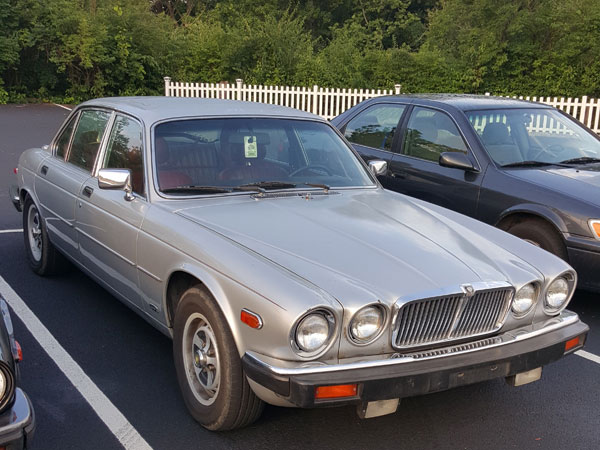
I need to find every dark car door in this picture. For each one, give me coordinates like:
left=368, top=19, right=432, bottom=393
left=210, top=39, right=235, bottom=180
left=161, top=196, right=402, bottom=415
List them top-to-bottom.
left=341, top=103, right=408, bottom=189
left=388, top=105, right=484, bottom=217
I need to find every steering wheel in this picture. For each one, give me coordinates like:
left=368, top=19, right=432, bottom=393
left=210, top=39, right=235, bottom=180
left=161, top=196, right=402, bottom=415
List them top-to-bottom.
left=289, top=165, right=333, bottom=177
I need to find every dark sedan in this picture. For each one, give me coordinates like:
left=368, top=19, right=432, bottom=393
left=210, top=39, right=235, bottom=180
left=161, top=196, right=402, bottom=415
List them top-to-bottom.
left=332, top=94, right=600, bottom=292
left=0, top=295, right=34, bottom=448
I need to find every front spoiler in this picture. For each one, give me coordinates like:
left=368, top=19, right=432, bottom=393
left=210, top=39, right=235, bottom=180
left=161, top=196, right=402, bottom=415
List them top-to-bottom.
left=243, top=311, right=588, bottom=408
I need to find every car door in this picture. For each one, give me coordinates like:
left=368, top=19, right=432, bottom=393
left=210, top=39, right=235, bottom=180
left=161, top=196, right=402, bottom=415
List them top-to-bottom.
left=341, top=103, right=408, bottom=189
left=388, top=105, right=484, bottom=217
left=34, top=110, right=107, bottom=261
left=75, top=113, right=148, bottom=309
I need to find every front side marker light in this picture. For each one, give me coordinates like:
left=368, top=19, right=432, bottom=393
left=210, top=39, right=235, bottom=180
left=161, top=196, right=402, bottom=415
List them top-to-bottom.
left=588, top=219, right=600, bottom=240
left=240, top=309, right=263, bottom=329
left=565, top=335, right=584, bottom=353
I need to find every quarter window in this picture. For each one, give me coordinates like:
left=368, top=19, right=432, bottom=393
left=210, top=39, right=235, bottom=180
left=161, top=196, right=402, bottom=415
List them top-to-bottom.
left=344, top=104, right=406, bottom=151
left=403, top=107, right=468, bottom=162
left=67, top=110, right=111, bottom=172
left=103, top=115, right=145, bottom=195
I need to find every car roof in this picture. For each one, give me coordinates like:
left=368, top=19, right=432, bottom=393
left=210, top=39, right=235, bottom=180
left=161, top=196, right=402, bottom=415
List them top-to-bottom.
left=371, top=94, right=554, bottom=111
left=78, top=96, right=322, bottom=124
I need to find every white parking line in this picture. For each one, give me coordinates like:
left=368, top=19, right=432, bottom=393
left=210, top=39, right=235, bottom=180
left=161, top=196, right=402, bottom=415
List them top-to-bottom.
left=52, top=103, right=73, bottom=111
left=0, top=229, right=23, bottom=234
left=0, top=276, right=152, bottom=450
left=576, top=350, right=600, bottom=365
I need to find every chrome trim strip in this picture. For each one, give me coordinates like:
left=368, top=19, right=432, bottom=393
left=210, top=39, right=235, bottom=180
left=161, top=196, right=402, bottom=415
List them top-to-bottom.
left=74, top=227, right=136, bottom=266
left=137, top=265, right=162, bottom=282
left=245, top=310, right=580, bottom=377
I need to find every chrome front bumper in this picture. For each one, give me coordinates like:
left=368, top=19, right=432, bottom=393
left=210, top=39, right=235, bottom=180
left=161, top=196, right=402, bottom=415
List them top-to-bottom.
left=243, top=310, right=588, bottom=407
left=0, top=388, right=35, bottom=448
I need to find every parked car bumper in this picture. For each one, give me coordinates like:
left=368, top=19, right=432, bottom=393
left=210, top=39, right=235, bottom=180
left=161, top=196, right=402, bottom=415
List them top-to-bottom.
left=9, top=185, right=21, bottom=213
left=565, top=235, right=600, bottom=292
left=243, top=310, right=588, bottom=408
left=0, top=388, right=35, bottom=449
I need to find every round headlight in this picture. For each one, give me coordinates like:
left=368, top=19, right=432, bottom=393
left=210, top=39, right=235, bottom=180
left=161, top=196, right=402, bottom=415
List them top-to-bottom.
left=545, top=277, right=570, bottom=312
left=512, top=283, right=537, bottom=316
left=350, top=306, right=384, bottom=343
left=295, top=313, right=331, bottom=353
left=0, top=371, right=5, bottom=402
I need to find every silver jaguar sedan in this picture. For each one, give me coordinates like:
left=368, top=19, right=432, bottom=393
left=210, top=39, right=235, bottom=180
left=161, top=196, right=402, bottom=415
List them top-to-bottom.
left=10, top=97, right=588, bottom=430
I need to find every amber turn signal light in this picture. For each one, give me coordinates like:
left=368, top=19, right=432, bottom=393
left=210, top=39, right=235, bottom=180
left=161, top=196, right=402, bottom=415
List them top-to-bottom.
left=592, top=222, right=600, bottom=238
left=241, top=309, right=263, bottom=329
left=565, top=336, right=582, bottom=352
left=15, top=340, right=23, bottom=362
left=314, top=384, right=358, bottom=400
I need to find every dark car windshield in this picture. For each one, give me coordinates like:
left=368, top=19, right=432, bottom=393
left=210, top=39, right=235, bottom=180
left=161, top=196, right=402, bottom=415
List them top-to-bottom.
left=466, top=108, right=600, bottom=167
left=153, top=118, right=375, bottom=194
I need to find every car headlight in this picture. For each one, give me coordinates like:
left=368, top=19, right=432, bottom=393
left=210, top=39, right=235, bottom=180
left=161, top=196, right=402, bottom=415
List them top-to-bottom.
left=545, top=276, right=571, bottom=314
left=512, top=283, right=537, bottom=317
left=349, top=305, right=385, bottom=344
left=294, top=310, right=334, bottom=354
left=0, top=362, right=14, bottom=413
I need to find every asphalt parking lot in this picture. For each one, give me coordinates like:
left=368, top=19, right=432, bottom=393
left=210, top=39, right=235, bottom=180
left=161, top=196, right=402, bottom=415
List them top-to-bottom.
left=0, top=104, right=599, bottom=450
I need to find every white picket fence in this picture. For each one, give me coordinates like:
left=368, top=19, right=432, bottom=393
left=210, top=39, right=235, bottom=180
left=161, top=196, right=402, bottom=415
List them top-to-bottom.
left=163, top=77, right=600, bottom=132
left=164, top=77, right=401, bottom=121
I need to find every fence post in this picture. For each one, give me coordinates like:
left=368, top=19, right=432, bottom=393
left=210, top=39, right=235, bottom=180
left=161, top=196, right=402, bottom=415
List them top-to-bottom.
left=164, top=76, right=171, bottom=96
left=236, top=79, right=243, bottom=101
left=394, top=84, right=402, bottom=95
left=311, top=85, right=319, bottom=115
left=484, top=92, right=491, bottom=96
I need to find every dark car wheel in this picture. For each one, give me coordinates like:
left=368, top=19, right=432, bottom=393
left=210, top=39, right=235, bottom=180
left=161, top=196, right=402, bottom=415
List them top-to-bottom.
left=23, top=196, right=67, bottom=276
left=506, top=219, right=568, bottom=261
left=173, top=285, right=264, bottom=431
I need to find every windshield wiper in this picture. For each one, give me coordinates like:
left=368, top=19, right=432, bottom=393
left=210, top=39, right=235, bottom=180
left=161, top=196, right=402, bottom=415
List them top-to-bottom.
left=559, top=156, right=600, bottom=165
left=501, top=160, right=561, bottom=168
left=235, top=181, right=298, bottom=190
left=304, top=182, right=330, bottom=193
left=161, top=185, right=232, bottom=194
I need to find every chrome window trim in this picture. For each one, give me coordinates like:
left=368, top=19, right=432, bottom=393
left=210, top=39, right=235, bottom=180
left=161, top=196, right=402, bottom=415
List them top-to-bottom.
left=51, top=110, right=80, bottom=160
left=95, top=112, right=148, bottom=201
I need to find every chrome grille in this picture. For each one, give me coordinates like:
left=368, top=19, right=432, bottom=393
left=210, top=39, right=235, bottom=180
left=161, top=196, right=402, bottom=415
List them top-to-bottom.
left=393, top=287, right=513, bottom=350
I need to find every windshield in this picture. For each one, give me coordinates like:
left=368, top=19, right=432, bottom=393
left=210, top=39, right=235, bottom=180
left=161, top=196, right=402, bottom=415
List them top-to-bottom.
left=467, top=108, right=600, bottom=167
left=153, top=118, right=375, bottom=194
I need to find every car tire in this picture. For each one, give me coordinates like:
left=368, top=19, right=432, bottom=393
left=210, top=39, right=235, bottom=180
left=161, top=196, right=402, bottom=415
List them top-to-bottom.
left=23, top=196, right=68, bottom=276
left=506, top=219, right=568, bottom=260
left=173, top=285, right=264, bottom=431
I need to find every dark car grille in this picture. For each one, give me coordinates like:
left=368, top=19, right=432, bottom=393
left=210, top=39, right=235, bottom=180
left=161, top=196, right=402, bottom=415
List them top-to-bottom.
left=393, top=287, right=513, bottom=350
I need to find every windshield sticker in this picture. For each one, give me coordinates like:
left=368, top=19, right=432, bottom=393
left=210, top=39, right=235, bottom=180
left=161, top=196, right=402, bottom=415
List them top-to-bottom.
left=244, top=136, right=258, bottom=158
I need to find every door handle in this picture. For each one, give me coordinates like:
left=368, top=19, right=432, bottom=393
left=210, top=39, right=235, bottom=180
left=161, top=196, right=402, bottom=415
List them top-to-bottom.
left=40, top=165, right=48, bottom=175
left=82, top=186, right=94, bottom=198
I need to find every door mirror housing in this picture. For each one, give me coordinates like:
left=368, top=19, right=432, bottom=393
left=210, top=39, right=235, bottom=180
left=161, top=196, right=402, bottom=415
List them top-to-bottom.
left=439, top=152, right=476, bottom=172
left=368, top=160, right=388, bottom=176
left=98, top=168, right=134, bottom=201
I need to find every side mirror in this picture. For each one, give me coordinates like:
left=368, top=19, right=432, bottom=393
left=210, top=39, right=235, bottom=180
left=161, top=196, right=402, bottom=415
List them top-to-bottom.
left=439, top=152, right=475, bottom=171
left=368, top=160, right=388, bottom=176
left=98, top=168, right=134, bottom=201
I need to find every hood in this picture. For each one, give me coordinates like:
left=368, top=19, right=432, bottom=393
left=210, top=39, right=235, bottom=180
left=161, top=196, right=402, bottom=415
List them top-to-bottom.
left=504, top=164, right=600, bottom=207
left=175, top=189, right=542, bottom=307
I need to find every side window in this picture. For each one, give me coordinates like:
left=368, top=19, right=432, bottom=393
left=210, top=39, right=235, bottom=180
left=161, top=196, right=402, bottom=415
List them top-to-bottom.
left=344, top=104, right=406, bottom=151
left=403, top=107, right=467, bottom=162
left=67, top=110, right=111, bottom=172
left=55, top=115, right=78, bottom=159
left=103, top=115, right=145, bottom=195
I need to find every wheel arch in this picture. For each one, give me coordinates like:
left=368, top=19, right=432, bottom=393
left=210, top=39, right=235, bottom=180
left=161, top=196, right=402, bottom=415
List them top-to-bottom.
left=495, top=204, right=568, bottom=235
left=163, top=266, right=242, bottom=348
